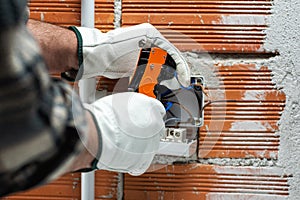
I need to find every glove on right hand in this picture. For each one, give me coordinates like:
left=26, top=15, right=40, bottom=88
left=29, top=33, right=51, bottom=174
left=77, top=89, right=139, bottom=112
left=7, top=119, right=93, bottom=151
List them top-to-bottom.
left=85, top=92, right=166, bottom=176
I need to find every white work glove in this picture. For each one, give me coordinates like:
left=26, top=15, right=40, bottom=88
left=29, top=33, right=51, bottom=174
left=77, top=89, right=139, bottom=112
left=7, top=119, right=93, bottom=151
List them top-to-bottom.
left=70, top=23, right=190, bottom=87
left=84, top=92, right=166, bottom=176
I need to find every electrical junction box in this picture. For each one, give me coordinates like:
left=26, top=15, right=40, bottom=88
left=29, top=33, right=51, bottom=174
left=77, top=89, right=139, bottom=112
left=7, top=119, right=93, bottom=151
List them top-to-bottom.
left=156, top=75, right=205, bottom=158
left=158, top=128, right=198, bottom=157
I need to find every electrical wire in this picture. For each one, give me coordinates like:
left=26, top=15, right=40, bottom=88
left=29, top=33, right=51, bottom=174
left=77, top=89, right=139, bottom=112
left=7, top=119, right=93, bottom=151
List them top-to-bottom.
left=174, top=71, right=194, bottom=90
left=193, top=83, right=209, bottom=97
left=162, top=89, right=182, bottom=99
left=201, top=99, right=237, bottom=112
left=162, top=100, right=195, bottom=121
left=165, top=102, right=173, bottom=111
left=167, top=109, right=177, bottom=118
left=164, top=117, right=180, bottom=124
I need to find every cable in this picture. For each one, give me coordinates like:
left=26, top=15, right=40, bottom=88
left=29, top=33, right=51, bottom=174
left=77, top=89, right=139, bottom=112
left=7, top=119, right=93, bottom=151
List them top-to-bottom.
left=174, top=71, right=194, bottom=90
left=193, top=83, right=209, bottom=97
left=162, top=89, right=184, bottom=99
left=201, top=99, right=237, bottom=112
left=162, top=100, right=195, bottom=121
left=165, top=102, right=173, bottom=111
left=167, top=107, right=176, bottom=115
left=164, top=117, right=180, bottom=124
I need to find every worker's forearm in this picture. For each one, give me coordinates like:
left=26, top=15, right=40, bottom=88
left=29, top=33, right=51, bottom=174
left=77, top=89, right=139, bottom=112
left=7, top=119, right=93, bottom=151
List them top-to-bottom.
left=27, top=19, right=78, bottom=74
left=27, top=19, right=99, bottom=172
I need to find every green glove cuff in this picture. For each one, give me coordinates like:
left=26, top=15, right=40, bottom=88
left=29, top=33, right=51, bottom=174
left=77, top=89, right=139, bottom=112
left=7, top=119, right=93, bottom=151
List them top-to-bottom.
left=62, top=26, right=84, bottom=81
left=69, top=26, right=83, bottom=67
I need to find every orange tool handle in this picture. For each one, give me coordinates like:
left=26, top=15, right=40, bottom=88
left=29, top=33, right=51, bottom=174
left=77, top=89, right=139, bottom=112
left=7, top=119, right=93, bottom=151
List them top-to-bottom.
left=138, top=48, right=168, bottom=98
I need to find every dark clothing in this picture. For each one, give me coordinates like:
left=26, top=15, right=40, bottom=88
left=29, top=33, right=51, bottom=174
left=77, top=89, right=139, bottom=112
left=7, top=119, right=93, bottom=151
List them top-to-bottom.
left=0, top=25, right=87, bottom=197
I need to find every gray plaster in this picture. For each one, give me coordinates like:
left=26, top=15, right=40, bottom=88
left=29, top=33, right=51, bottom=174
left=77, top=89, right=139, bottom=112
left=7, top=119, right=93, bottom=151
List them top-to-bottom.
left=114, top=0, right=122, bottom=28
left=264, top=0, right=300, bottom=199
left=114, top=2, right=123, bottom=198
left=153, top=156, right=278, bottom=167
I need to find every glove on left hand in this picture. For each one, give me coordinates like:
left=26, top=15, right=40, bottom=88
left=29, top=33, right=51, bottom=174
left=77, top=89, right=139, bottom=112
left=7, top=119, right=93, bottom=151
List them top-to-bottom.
left=70, top=23, right=190, bottom=87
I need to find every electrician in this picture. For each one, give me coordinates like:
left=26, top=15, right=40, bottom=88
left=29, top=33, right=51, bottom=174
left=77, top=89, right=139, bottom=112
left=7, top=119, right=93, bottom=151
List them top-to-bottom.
left=0, top=0, right=190, bottom=197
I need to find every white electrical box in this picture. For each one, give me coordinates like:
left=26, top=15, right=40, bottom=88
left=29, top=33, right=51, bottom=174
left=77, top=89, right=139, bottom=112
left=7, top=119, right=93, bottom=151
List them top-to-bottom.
left=158, top=128, right=197, bottom=157
left=158, top=140, right=197, bottom=157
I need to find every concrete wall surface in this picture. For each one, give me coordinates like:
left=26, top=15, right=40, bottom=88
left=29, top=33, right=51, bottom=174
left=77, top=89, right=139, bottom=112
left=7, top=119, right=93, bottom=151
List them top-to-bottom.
left=264, top=0, right=300, bottom=199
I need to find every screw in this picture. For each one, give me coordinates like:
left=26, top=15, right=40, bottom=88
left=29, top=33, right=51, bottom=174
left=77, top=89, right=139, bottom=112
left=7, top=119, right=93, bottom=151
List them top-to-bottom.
left=138, top=39, right=146, bottom=47
left=169, top=130, right=174, bottom=136
left=175, top=131, right=181, bottom=138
